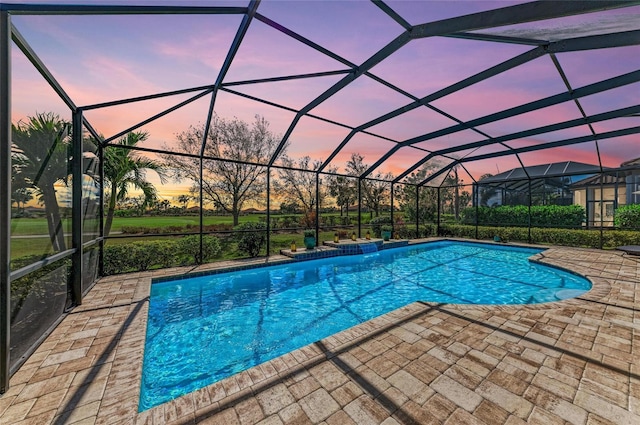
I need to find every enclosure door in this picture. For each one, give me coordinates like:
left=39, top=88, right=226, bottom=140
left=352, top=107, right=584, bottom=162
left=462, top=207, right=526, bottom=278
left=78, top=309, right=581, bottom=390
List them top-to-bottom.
left=588, top=200, right=615, bottom=227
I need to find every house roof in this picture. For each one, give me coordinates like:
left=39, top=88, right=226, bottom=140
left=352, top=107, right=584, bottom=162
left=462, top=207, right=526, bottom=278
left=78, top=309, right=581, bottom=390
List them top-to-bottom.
left=621, top=157, right=640, bottom=167
left=478, top=161, right=605, bottom=184
left=569, top=173, right=624, bottom=188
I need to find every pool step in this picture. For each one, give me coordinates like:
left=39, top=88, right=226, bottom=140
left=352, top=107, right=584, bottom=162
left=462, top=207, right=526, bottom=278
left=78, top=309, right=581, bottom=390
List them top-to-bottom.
left=280, top=238, right=409, bottom=260
left=280, top=245, right=341, bottom=260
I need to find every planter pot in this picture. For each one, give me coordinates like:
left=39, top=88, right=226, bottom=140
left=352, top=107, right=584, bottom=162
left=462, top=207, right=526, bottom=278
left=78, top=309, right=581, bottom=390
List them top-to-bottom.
left=382, top=231, right=391, bottom=241
left=493, top=235, right=501, bottom=242
left=304, top=236, right=316, bottom=249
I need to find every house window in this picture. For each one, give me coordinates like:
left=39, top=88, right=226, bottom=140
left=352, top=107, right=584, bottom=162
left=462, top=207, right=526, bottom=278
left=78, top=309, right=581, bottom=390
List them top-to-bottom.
left=606, top=203, right=614, bottom=217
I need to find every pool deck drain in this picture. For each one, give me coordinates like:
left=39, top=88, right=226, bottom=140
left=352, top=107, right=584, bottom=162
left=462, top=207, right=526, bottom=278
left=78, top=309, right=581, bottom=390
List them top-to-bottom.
left=1, top=240, right=639, bottom=424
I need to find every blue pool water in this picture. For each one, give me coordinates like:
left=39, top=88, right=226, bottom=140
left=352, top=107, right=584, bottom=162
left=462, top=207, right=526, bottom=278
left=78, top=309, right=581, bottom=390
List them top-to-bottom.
left=139, top=241, right=590, bottom=410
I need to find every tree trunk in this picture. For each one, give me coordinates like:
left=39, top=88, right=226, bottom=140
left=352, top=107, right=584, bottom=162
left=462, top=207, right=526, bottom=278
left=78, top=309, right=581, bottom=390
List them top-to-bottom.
left=454, top=168, right=460, bottom=220
left=104, top=181, right=118, bottom=237
left=41, top=182, right=66, bottom=252
left=232, top=198, right=240, bottom=226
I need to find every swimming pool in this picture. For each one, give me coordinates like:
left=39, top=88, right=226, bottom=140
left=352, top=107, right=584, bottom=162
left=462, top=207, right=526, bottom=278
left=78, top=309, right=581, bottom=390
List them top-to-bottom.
left=139, top=240, right=590, bottom=410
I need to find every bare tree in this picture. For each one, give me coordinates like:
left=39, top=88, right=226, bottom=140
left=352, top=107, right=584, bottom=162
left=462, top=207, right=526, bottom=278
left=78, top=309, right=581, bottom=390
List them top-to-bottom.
left=163, top=115, right=281, bottom=226
left=346, top=153, right=393, bottom=218
left=274, top=156, right=324, bottom=212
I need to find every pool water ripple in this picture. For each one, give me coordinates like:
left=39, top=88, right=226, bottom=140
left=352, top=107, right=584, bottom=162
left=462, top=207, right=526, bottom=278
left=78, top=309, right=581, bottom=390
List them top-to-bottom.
left=139, top=241, right=590, bottom=410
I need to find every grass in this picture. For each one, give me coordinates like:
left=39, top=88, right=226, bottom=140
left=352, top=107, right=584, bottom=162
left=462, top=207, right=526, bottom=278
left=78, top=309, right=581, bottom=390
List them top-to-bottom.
left=10, top=212, right=375, bottom=236
left=8, top=213, right=371, bottom=260
left=10, top=215, right=264, bottom=236
left=9, top=228, right=356, bottom=261
left=11, top=237, right=56, bottom=261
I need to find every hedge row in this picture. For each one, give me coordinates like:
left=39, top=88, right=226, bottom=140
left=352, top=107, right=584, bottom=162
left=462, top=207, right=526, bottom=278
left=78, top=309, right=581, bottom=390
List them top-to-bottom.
left=614, top=204, right=640, bottom=229
left=461, top=205, right=585, bottom=228
left=264, top=214, right=361, bottom=229
left=95, top=222, right=640, bottom=275
left=120, top=223, right=233, bottom=234
left=440, top=224, right=640, bottom=248
left=103, top=235, right=222, bottom=275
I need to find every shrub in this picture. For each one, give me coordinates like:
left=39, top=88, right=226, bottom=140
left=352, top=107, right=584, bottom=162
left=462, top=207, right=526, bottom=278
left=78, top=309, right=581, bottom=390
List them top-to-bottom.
left=614, top=204, right=640, bottom=229
left=461, top=205, right=585, bottom=228
left=300, top=211, right=316, bottom=228
left=278, top=215, right=298, bottom=230
left=340, top=216, right=351, bottom=226
left=370, top=216, right=393, bottom=237
left=235, top=222, right=267, bottom=257
left=203, top=223, right=233, bottom=232
left=438, top=223, right=640, bottom=249
left=419, top=224, right=437, bottom=238
left=394, top=225, right=415, bottom=239
left=120, top=226, right=157, bottom=234
left=303, top=229, right=316, bottom=238
left=177, top=235, right=222, bottom=264
left=103, top=240, right=179, bottom=274
left=131, top=241, right=178, bottom=270
left=103, top=244, right=134, bottom=275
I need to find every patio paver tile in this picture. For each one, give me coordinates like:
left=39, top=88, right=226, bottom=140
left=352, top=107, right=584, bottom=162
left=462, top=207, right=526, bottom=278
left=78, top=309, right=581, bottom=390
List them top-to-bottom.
left=1, top=244, right=640, bottom=425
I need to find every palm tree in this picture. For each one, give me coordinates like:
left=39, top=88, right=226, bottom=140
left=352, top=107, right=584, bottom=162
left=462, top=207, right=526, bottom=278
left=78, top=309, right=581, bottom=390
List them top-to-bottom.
left=12, top=112, right=72, bottom=252
left=103, top=131, right=167, bottom=237
left=177, top=194, right=191, bottom=210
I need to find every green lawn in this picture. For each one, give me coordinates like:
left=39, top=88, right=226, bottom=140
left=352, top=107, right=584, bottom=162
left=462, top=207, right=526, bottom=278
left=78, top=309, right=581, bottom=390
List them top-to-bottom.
left=10, top=212, right=377, bottom=236
left=8, top=213, right=370, bottom=260
left=10, top=215, right=264, bottom=236
left=11, top=237, right=55, bottom=261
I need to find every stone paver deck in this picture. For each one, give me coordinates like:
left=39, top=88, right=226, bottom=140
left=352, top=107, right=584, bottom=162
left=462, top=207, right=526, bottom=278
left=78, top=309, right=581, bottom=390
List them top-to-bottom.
left=1, top=241, right=639, bottom=424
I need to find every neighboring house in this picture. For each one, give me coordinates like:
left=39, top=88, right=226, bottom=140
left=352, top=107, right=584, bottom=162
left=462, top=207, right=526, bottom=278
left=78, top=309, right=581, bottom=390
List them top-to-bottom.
left=571, top=157, right=640, bottom=227
left=473, top=159, right=640, bottom=228
left=474, top=161, right=603, bottom=209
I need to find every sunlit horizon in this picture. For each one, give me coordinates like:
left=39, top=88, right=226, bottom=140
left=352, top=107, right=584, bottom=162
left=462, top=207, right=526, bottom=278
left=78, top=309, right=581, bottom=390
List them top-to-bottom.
left=9, top=0, right=640, bottom=202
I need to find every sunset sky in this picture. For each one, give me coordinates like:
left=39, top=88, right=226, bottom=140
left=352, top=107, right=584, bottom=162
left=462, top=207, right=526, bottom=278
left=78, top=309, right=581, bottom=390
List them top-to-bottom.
left=7, top=0, right=640, bottom=198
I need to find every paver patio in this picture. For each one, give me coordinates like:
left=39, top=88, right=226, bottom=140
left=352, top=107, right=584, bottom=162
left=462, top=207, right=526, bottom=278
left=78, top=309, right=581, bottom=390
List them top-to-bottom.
left=1, top=241, right=639, bottom=424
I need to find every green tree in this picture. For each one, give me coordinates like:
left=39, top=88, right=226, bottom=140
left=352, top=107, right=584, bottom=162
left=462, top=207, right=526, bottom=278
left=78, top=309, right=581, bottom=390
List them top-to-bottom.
left=12, top=112, right=72, bottom=251
left=103, top=131, right=167, bottom=236
left=398, top=165, right=439, bottom=223
left=441, top=166, right=470, bottom=221
left=477, top=173, right=498, bottom=206
left=327, top=174, right=356, bottom=217
left=11, top=184, right=33, bottom=215
left=177, top=194, right=191, bottom=210
left=235, top=222, right=267, bottom=257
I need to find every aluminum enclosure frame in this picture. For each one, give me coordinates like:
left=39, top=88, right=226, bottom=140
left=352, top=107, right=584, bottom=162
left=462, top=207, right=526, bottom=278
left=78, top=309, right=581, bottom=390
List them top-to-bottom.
left=1, top=0, right=640, bottom=392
